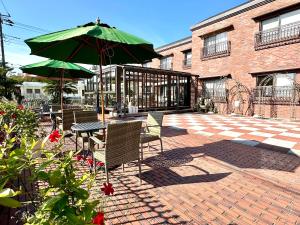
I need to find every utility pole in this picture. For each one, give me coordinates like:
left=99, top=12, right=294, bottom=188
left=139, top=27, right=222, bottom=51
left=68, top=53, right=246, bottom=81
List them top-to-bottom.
left=0, top=13, right=5, bottom=68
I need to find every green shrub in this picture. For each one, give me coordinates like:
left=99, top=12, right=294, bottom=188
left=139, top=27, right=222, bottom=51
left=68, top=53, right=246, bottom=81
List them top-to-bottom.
left=0, top=102, right=38, bottom=140
left=0, top=123, right=109, bottom=224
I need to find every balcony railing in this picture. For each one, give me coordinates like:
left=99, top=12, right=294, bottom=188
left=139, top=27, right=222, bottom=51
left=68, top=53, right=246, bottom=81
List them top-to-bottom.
left=255, top=22, right=300, bottom=49
left=201, top=41, right=231, bottom=60
left=182, top=58, right=191, bottom=68
left=253, top=86, right=299, bottom=104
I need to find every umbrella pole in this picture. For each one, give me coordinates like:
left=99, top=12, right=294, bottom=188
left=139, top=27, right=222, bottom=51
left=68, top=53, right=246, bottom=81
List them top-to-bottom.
left=99, top=53, right=105, bottom=122
left=60, top=70, right=64, bottom=112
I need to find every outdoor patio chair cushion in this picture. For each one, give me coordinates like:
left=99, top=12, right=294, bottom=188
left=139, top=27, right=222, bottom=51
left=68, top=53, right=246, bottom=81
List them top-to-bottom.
left=94, top=148, right=105, bottom=162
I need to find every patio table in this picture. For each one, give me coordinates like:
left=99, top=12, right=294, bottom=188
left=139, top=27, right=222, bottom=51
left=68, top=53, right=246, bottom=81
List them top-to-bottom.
left=71, top=121, right=108, bottom=151
left=71, top=121, right=108, bottom=133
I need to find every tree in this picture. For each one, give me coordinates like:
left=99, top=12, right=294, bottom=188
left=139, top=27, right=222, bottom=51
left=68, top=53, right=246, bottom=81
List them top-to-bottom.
left=0, top=67, right=22, bottom=101
left=43, top=81, right=78, bottom=104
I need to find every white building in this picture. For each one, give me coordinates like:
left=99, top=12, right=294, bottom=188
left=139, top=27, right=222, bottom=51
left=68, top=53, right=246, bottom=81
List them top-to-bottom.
left=20, top=81, right=85, bottom=103
left=20, top=82, right=48, bottom=100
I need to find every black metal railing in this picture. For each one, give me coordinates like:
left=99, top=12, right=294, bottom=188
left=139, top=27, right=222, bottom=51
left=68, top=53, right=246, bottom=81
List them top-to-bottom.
left=255, top=22, right=300, bottom=49
left=201, top=41, right=231, bottom=59
left=182, top=58, right=191, bottom=68
left=253, top=86, right=299, bottom=104
left=202, top=88, right=228, bottom=103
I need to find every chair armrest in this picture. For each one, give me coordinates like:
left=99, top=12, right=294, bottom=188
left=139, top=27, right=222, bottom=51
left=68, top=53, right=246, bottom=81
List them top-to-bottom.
left=56, top=116, right=62, bottom=125
left=147, top=125, right=160, bottom=127
left=89, top=136, right=105, bottom=145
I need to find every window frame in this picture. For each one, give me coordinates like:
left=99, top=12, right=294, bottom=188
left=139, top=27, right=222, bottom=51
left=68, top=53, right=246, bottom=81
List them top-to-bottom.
left=255, top=7, right=300, bottom=50
left=260, top=8, right=300, bottom=31
left=202, top=31, right=230, bottom=60
left=183, top=50, right=192, bottom=68
left=160, top=55, right=173, bottom=70
left=256, top=73, right=295, bottom=87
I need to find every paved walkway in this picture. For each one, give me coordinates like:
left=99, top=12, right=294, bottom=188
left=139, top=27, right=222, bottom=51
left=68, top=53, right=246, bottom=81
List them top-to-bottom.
left=164, top=113, right=300, bottom=156
left=42, top=114, right=300, bottom=224
left=99, top=126, right=300, bottom=225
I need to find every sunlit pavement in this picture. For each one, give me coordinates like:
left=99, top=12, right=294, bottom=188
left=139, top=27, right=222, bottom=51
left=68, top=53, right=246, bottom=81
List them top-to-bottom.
left=41, top=114, right=300, bottom=225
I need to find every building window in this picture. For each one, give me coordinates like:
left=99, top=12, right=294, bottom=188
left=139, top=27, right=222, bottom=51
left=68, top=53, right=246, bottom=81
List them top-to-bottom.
left=255, top=9, right=300, bottom=49
left=202, top=32, right=230, bottom=59
left=183, top=50, right=192, bottom=68
left=160, top=56, right=173, bottom=70
left=255, top=73, right=295, bottom=99
left=256, top=73, right=295, bottom=87
left=202, top=79, right=227, bottom=102
left=26, top=89, right=33, bottom=94
left=35, top=89, right=41, bottom=94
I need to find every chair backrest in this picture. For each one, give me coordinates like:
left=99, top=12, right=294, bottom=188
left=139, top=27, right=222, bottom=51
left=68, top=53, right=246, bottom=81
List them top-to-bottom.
left=61, top=109, right=83, bottom=131
left=73, top=111, right=98, bottom=123
left=147, top=111, right=164, bottom=137
left=105, top=121, right=142, bottom=167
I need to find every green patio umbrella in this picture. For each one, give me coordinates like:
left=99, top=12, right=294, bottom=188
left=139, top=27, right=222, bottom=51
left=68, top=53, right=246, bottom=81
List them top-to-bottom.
left=24, top=18, right=161, bottom=122
left=20, top=59, right=94, bottom=111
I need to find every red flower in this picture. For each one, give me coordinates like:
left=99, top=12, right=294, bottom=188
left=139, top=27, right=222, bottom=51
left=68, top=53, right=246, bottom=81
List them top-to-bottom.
left=17, top=105, right=24, bottom=110
left=0, top=111, right=5, bottom=116
left=11, top=113, right=17, bottom=119
left=49, top=130, right=61, bottom=142
left=76, top=155, right=83, bottom=161
left=87, top=158, right=93, bottom=166
left=96, top=161, right=104, bottom=167
left=101, top=183, right=114, bottom=196
left=92, top=212, right=104, bottom=225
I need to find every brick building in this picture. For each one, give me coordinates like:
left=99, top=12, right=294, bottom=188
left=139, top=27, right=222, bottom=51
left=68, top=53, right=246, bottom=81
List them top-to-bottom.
left=149, top=0, right=300, bottom=120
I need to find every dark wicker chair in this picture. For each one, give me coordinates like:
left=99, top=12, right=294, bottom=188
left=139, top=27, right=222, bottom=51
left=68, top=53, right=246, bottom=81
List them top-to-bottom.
left=89, top=121, right=142, bottom=183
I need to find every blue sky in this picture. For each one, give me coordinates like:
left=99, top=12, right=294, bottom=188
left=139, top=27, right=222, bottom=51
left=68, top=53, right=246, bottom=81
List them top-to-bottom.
left=2, top=0, right=246, bottom=68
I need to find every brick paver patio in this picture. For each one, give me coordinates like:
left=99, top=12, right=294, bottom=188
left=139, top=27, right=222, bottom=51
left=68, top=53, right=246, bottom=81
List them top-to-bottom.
left=43, top=113, right=300, bottom=224
left=164, top=113, right=300, bottom=156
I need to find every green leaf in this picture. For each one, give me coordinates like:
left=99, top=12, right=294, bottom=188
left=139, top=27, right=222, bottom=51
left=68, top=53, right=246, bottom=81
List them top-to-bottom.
left=36, top=159, right=55, bottom=172
left=49, top=170, right=62, bottom=187
left=37, top=171, right=49, bottom=181
left=0, top=188, right=21, bottom=198
left=73, top=188, right=89, bottom=200
left=42, top=194, right=64, bottom=211
left=0, top=197, right=21, bottom=208
left=64, top=207, right=84, bottom=225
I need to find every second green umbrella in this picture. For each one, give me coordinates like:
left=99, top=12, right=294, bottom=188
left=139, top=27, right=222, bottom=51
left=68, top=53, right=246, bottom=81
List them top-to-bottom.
left=20, top=59, right=94, bottom=111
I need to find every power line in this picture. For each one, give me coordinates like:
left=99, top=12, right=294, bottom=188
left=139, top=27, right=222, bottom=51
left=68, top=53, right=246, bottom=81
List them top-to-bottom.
left=0, top=0, right=10, bottom=16
left=3, top=19, right=51, bottom=34
left=14, top=21, right=50, bottom=33
left=7, top=23, right=47, bottom=33
left=4, top=33, right=20, bottom=40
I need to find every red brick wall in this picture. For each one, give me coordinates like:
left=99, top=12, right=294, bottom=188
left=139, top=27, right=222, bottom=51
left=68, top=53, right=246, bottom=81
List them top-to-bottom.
left=149, top=0, right=300, bottom=119
left=191, top=0, right=300, bottom=84
left=151, top=41, right=192, bottom=73
left=253, top=104, right=300, bottom=120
